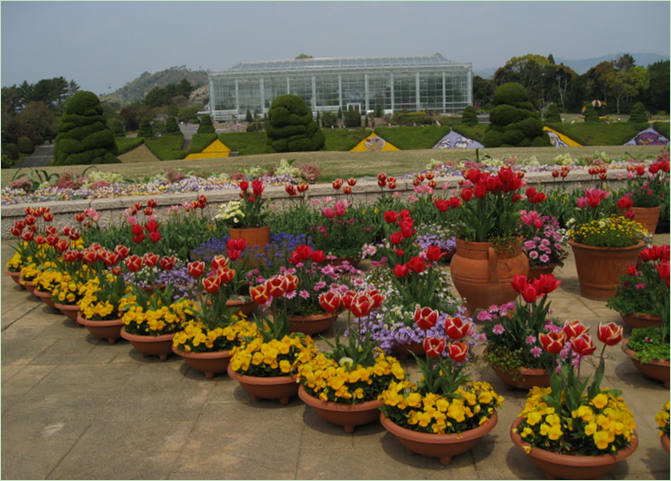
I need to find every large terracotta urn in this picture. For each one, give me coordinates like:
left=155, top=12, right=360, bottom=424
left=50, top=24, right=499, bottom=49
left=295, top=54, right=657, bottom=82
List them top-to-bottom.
left=451, top=238, right=528, bottom=316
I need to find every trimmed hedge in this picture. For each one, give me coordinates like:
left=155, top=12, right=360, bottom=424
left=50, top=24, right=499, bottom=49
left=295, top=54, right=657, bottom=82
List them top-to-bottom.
left=266, top=95, right=325, bottom=152
left=545, top=122, right=647, bottom=145
left=653, top=122, right=670, bottom=139
left=451, top=124, right=487, bottom=143
left=374, top=125, right=451, bottom=150
left=322, top=128, right=372, bottom=151
left=219, top=132, right=268, bottom=154
left=189, top=133, right=219, bottom=153
left=17, top=136, right=35, bottom=154
left=144, top=136, right=187, bottom=161
left=115, top=137, right=145, bottom=155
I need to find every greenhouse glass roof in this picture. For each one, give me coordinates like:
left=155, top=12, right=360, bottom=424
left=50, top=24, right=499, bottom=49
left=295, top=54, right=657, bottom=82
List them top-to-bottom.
left=217, top=56, right=463, bottom=75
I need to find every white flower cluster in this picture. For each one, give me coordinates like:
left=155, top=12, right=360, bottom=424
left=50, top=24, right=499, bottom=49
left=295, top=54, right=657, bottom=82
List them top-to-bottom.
left=554, top=153, right=575, bottom=166
left=275, top=159, right=302, bottom=179
left=215, top=201, right=244, bottom=224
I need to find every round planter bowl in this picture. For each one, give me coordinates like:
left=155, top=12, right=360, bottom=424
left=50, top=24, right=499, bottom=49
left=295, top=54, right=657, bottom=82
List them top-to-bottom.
left=630, top=205, right=661, bottom=235
left=568, top=239, right=644, bottom=301
left=324, top=256, right=362, bottom=268
left=527, top=263, right=558, bottom=281
left=6, top=269, right=24, bottom=288
left=23, top=280, right=36, bottom=295
left=33, top=288, right=57, bottom=309
left=227, top=299, right=258, bottom=317
left=54, top=303, right=83, bottom=326
left=288, top=312, right=337, bottom=336
left=620, top=312, right=663, bottom=329
left=76, top=314, right=124, bottom=344
left=120, top=328, right=175, bottom=361
left=622, top=339, right=670, bottom=389
left=392, top=341, right=425, bottom=361
left=172, top=346, right=233, bottom=379
left=227, top=364, right=298, bottom=405
left=491, top=364, right=551, bottom=391
left=298, top=385, right=383, bottom=433
left=379, top=412, right=498, bottom=466
left=510, top=416, right=638, bottom=479
left=662, top=434, right=670, bottom=454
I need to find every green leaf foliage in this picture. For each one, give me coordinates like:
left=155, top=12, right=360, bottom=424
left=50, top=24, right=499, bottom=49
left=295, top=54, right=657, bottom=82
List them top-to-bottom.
left=266, top=95, right=325, bottom=152
left=374, top=125, right=450, bottom=150
left=189, top=133, right=218, bottom=153
left=144, top=136, right=187, bottom=161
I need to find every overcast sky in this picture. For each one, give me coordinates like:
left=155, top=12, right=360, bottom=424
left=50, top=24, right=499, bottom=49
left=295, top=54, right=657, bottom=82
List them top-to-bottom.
left=2, top=1, right=669, bottom=96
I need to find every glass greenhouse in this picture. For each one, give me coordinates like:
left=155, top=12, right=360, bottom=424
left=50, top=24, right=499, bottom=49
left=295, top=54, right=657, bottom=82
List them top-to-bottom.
left=207, top=55, right=473, bottom=120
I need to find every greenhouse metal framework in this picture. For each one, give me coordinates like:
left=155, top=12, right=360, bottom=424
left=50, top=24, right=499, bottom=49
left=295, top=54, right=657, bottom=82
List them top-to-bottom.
left=207, top=55, right=473, bottom=121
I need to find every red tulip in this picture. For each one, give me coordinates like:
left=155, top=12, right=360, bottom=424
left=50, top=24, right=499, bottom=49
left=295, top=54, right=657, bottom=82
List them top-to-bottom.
left=378, top=173, right=387, bottom=182
left=347, top=177, right=357, bottom=186
left=332, top=179, right=344, bottom=190
left=252, top=180, right=265, bottom=197
left=239, top=181, right=249, bottom=191
left=297, top=183, right=309, bottom=193
left=285, top=185, right=297, bottom=196
left=343, top=186, right=352, bottom=195
left=461, top=188, right=473, bottom=201
left=617, top=197, right=634, bottom=210
left=147, top=199, right=158, bottom=208
left=144, top=207, right=153, bottom=216
left=384, top=210, right=400, bottom=223
left=43, top=211, right=54, bottom=222
left=145, top=220, right=159, bottom=233
left=132, top=224, right=144, bottom=235
left=10, top=226, right=22, bottom=237
left=149, top=231, right=162, bottom=243
left=389, top=232, right=404, bottom=246
left=46, top=234, right=59, bottom=246
left=55, top=239, right=70, bottom=252
left=296, top=244, right=314, bottom=261
left=114, top=245, right=130, bottom=259
left=425, top=246, right=445, bottom=262
left=82, top=249, right=98, bottom=264
left=312, top=250, right=326, bottom=264
left=63, top=251, right=79, bottom=263
left=143, top=253, right=159, bottom=268
left=126, top=255, right=143, bottom=272
left=212, top=255, right=229, bottom=270
left=160, top=256, right=176, bottom=271
left=408, top=256, right=426, bottom=273
left=187, top=261, right=205, bottom=278
left=392, top=263, right=409, bottom=278
left=216, top=266, right=235, bottom=284
left=284, top=274, right=299, bottom=293
left=511, top=274, right=528, bottom=293
left=532, top=274, right=561, bottom=296
left=202, top=275, right=221, bottom=294
left=266, top=277, right=288, bottom=298
left=250, top=284, right=270, bottom=305
left=521, top=285, right=538, bottom=303
left=368, top=289, right=385, bottom=309
left=341, top=290, right=356, bottom=309
left=319, top=292, right=341, bottom=313
left=350, top=293, right=373, bottom=318
left=414, top=307, right=439, bottom=330
left=444, top=316, right=471, bottom=340
left=563, top=320, right=589, bottom=339
left=597, top=321, right=623, bottom=346
left=539, top=331, right=566, bottom=354
left=571, top=332, right=596, bottom=356
left=423, top=337, right=446, bottom=358
left=447, top=341, right=469, bottom=362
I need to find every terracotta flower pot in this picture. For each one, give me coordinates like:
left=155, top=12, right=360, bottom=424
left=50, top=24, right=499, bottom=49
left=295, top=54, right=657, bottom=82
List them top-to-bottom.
left=631, top=205, right=661, bottom=235
left=230, top=226, right=270, bottom=266
left=451, top=238, right=529, bottom=316
left=568, top=239, right=645, bottom=301
left=324, top=256, right=362, bottom=268
left=527, top=263, right=558, bottom=281
left=6, top=269, right=23, bottom=288
left=23, top=280, right=36, bottom=295
left=33, top=288, right=57, bottom=309
left=226, top=299, right=258, bottom=317
left=54, top=303, right=84, bottom=326
left=288, top=311, right=337, bottom=335
left=620, top=312, right=663, bottom=329
left=76, top=314, right=124, bottom=344
left=120, top=328, right=175, bottom=361
left=622, top=339, right=670, bottom=389
left=392, top=341, right=425, bottom=361
left=172, top=345, right=233, bottom=379
left=227, top=363, right=298, bottom=405
left=489, top=363, right=551, bottom=391
left=298, top=385, right=383, bottom=433
left=380, top=412, right=498, bottom=465
left=510, top=416, right=638, bottom=479
left=662, top=434, right=670, bottom=454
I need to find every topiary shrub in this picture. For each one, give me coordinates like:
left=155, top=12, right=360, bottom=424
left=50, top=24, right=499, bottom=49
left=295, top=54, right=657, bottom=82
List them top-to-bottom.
left=485, top=82, right=550, bottom=147
left=52, top=91, right=119, bottom=165
left=266, top=95, right=325, bottom=152
left=628, top=102, right=649, bottom=124
left=545, top=104, right=561, bottom=123
left=583, top=104, right=600, bottom=123
left=461, top=105, right=479, bottom=126
left=344, top=107, right=362, bottom=128
left=245, top=109, right=253, bottom=123
left=197, top=114, right=215, bottom=134
left=165, top=116, right=181, bottom=135
left=137, top=118, right=154, bottom=138
left=111, top=119, right=125, bottom=138
left=17, top=136, right=34, bottom=154
left=3, top=143, right=19, bottom=160
left=1, top=154, right=15, bottom=169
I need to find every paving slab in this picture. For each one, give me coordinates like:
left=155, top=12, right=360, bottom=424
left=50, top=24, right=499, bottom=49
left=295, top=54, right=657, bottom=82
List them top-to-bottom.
left=2, top=236, right=669, bottom=479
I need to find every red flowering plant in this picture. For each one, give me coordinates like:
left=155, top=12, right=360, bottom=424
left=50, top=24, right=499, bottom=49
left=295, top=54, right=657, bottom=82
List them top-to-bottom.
left=619, top=152, right=670, bottom=208
left=435, top=166, right=526, bottom=243
left=237, top=179, right=269, bottom=227
left=568, top=187, right=617, bottom=229
left=310, top=199, right=377, bottom=258
left=607, top=244, right=670, bottom=317
left=480, top=273, right=563, bottom=380
left=378, top=306, right=504, bottom=435
left=515, top=320, right=636, bottom=456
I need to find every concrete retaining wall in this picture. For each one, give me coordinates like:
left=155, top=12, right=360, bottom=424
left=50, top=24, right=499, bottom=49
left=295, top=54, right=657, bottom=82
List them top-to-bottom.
left=1, top=169, right=629, bottom=239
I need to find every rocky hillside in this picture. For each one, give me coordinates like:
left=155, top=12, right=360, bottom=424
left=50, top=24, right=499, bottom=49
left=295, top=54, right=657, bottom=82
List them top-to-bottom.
left=100, top=66, right=208, bottom=105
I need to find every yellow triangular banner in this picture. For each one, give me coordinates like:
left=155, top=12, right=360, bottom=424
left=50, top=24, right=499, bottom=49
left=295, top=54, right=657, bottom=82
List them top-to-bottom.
left=543, top=127, right=582, bottom=147
left=350, top=133, right=400, bottom=152
left=185, top=139, right=231, bottom=159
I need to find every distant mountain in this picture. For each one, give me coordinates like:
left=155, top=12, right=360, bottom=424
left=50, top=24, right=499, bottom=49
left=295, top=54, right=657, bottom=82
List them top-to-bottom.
left=474, top=53, right=669, bottom=78
left=100, top=66, right=208, bottom=105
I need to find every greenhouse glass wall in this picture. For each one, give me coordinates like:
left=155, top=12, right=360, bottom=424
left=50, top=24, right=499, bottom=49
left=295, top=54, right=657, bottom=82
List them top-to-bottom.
left=207, top=55, right=473, bottom=121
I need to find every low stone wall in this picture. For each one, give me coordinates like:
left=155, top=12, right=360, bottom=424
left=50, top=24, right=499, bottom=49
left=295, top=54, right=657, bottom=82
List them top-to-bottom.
left=1, top=169, right=629, bottom=239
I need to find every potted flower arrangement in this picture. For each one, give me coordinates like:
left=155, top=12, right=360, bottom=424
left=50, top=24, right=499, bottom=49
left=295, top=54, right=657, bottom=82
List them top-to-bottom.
left=617, top=153, right=670, bottom=234
left=435, top=166, right=529, bottom=314
left=216, top=180, right=271, bottom=255
left=568, top=209, right=651, bottom=300
left=518, top=210, right=568, bottom=279
left=51, top=241, right=97, bottom=324
left=607, top=244, right=670, bottom=328
left=621, top=246, right=670, bottom=388
left=171, top=258, right=261, bottom=378
left=480, top=273, right=562, bottom=391
left=227, top=274, right=318, bottom=404
left=378, top=306, right=504, bottom=465
left=510, top=319, right=638, bottom=480
left=296, top=322, right=406, bottom=433
left=656, top=401, right=670, bottom=453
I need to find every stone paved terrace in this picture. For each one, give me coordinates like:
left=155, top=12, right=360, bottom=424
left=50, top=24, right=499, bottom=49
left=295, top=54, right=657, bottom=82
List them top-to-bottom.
left=1, top=235, right=669, bottom=480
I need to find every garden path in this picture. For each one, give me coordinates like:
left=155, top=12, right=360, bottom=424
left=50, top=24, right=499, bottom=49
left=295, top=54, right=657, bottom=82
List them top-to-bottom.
left=1, top=236, right=669, bottom=480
